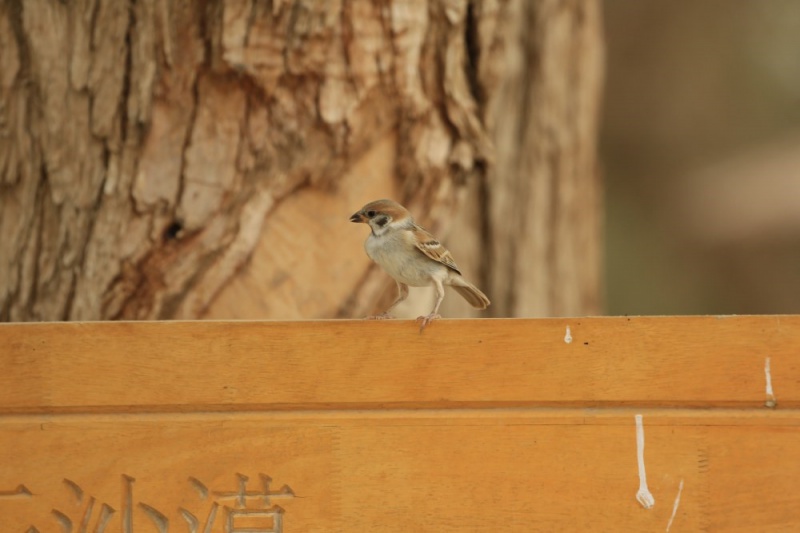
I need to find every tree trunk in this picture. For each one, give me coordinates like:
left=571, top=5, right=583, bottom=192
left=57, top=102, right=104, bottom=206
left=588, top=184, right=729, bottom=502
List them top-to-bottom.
left=0, top=0, right=603, bottom=322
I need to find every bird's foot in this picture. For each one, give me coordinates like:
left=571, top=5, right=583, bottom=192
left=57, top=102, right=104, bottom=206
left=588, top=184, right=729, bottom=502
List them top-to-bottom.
left=366, top=312, right=394, bottom=320
left=416, top=313, right=441, bottom=333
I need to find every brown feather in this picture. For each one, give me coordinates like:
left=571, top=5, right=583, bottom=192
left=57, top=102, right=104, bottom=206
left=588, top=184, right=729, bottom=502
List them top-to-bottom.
left=358, top=199, right=410, bottom=221
left=411, top=224, right=462, bottom=275
left=451, top=283, right=491, bottom=310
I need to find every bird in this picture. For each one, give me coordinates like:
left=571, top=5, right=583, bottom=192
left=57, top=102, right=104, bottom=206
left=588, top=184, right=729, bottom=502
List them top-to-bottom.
left=350, top=199, right=490, bottom=332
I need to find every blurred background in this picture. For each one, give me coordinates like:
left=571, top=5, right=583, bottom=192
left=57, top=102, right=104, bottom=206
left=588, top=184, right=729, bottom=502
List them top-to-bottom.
left=603, top=0, right=800, bottom=314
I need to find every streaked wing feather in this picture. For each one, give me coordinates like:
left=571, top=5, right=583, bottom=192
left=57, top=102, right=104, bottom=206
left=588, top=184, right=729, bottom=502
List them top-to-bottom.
left=411, top=224, right=462, bottom=274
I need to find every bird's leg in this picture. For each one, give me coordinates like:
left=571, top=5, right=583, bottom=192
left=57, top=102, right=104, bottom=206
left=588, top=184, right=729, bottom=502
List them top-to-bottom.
left=417, top=278, right=444, bottom=332
left=367, top=282, right=409, bottom=319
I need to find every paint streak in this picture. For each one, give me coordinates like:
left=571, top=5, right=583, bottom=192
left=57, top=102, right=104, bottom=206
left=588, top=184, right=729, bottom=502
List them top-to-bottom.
left=564, top=326, right=572, bottom=344
left=765, top=357, right=777, bottom=408
left=635, top=414, right=655, bottom=509
left=665, top=479, right=684, bottom=532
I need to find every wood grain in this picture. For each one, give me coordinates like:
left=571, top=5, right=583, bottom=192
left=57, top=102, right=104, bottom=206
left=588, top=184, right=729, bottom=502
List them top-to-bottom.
left=1, top=316, right=799, bottom=412
left=1, top=317, right=800, bottom=531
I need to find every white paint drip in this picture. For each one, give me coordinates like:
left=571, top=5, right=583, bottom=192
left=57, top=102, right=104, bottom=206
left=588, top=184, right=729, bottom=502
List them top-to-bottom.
left=564, top=326, right=572, bottom=344
left=765, top=357, right=777, bottom=407
left=635, top=414, right=655, bottom=509
left=665, top=479, right=684, bottom=532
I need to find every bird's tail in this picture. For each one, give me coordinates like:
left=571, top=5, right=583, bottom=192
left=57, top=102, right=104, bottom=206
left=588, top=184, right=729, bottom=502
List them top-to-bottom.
left=451, top=278, right=491, bottom=310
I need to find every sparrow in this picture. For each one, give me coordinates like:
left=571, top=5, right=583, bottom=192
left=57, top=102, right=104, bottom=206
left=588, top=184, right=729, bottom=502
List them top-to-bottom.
left=350, top=199, right=490, bottom=331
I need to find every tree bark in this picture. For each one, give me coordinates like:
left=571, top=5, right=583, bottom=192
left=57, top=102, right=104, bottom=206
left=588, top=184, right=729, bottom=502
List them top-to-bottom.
left=0, top=0, right=603, bottom=322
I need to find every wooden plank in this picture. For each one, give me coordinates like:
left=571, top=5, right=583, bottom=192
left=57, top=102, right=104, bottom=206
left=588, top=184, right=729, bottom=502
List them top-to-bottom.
left=1, top=316, right=800, bottom=412
left=2, top=317, right=800, bottom=531
left=1, top=410, right=799, bottom=532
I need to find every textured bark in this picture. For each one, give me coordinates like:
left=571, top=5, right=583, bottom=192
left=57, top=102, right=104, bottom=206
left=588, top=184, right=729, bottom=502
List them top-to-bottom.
left=0, top=0, right=603, bottom=321
left=448, top=0, right=605, bottom=317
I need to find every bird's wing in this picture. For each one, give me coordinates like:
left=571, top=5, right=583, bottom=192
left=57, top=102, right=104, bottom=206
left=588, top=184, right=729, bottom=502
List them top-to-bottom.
left=411, top=224, right=462, bottom=275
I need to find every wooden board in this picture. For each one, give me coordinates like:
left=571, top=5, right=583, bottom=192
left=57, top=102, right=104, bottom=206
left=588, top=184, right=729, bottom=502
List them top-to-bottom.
left=1, top=317, right=799, bottom=532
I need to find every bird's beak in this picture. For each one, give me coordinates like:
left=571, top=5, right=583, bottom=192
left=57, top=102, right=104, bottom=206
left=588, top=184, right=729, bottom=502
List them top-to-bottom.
left=350, top=212, right=364, bottom=223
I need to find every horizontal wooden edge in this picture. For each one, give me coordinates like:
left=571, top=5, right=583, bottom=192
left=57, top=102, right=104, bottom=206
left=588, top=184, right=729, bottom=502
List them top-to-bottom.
left=0, top=315, right=793, bottom=326
left=2, top=316, right=800, bottom=411
left=0, top=400, right=792, bottom=416
left=1, top=406, right=799, bottom=427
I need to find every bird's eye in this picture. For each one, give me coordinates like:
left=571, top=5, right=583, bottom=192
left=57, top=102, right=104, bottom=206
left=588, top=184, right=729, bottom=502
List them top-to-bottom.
left=366, top=210, right=376, bottom=217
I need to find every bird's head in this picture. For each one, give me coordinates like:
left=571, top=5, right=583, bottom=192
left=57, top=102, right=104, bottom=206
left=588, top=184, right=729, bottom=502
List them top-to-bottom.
left=350, top=199, right=412, bottom=236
